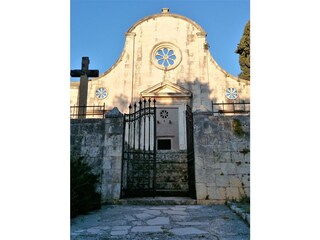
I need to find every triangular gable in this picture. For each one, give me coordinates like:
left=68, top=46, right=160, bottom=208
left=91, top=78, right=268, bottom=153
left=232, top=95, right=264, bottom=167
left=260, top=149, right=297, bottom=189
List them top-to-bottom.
left=141, top=80, right=192, bottom=98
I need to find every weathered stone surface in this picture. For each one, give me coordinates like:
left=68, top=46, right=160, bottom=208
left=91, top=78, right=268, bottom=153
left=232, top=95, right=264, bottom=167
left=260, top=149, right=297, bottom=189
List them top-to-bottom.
left=71, top=95, right=250, bottom=203
left=105, top=107, right=122, bottom=117
left=220, top=163, right=237, bottom=175
left=195, top=167, right=207, bottom=182
left=215, top=175, right=229, bottom=187
left=229, top=176, right=242, bottom=187
left=195, top=183, right=208, bottom=199
left=208, top=187, right=226, bottom=200
left=226, top=187, right=241, bottom=199
left=244, top=187, right=250, bottom=197
left=71, top=204, right=249, bottom=239
left=144, top=210, right=161, bottom=216
left=163, top=210, right=188, bottom=215
left=135, top=213, right=154, bottom=220
left=147, top=217, right=170, bottom=225
left=176, top=221, right=210, bottom=226
left=112, top=226, right=131, bottom=231
left=131, top=226, right=163, bottom=233
left=170, top=227, right=208, bottom=235
left=110, top=230, right=128, bottom=235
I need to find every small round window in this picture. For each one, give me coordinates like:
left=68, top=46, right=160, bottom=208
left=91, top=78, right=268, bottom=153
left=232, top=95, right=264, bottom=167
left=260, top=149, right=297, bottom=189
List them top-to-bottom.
left=95, top=87, right=108, bottom=99
left=225, top=87, right=238, bottom=100
left=160, top=110, right=169, bottom=119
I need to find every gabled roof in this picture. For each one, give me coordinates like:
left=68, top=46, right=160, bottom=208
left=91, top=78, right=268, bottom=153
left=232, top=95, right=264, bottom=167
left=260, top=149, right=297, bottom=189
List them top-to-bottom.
left=141, top=80, right=192, bottom=98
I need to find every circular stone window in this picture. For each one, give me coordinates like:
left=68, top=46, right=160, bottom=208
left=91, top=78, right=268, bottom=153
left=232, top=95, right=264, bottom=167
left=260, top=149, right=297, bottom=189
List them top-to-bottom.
left=151, top=42, right=182, bottom=70
left=95, top=87, right=108, bottom=99
left=225, top=87, right=238, bottom=100
left=160, top=110, right=169, bottom=119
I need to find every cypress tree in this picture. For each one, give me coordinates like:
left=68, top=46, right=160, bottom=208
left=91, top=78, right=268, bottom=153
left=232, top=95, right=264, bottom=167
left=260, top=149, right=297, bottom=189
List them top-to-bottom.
left=235, top=20, right=250, bottom=80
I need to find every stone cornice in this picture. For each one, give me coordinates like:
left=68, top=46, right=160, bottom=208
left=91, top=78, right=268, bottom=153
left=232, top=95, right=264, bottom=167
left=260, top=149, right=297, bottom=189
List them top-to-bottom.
left=127, top=12, right=207, bottom=36
left=141, top=80, right=192, bottom=98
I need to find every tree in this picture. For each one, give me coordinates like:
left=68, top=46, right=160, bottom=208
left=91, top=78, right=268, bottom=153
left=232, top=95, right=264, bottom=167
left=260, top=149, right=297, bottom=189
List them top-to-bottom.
left=235, top=20, right=250, bottom=80
left=71, top=151, right=101, bottom=218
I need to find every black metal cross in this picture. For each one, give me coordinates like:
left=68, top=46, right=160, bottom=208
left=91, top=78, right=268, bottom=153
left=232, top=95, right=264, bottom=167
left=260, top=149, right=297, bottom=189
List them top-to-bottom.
left=70, top=57, right=99, bottom=118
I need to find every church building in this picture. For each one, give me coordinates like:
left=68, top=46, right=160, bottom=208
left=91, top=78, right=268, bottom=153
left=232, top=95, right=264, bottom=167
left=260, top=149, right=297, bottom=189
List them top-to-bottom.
left=71, top=8, right=250, bottom=202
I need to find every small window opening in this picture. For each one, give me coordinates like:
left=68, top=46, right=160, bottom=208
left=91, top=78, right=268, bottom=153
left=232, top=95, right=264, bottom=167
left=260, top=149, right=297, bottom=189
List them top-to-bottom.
left=157, top=139, right=171, bottom=150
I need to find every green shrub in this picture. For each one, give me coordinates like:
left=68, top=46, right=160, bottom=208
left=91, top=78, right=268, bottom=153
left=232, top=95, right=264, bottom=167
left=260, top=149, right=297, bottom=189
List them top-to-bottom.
left=232, top=119, right=245, bottom=137
left=71, top=151, right=101, bottom=218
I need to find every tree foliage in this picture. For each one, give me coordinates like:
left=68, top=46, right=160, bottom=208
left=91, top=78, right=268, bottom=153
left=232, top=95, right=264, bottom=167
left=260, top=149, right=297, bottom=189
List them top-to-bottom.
left=235, top=20, right=250, bottom=80
left=71, top=151, right=101, bottom=218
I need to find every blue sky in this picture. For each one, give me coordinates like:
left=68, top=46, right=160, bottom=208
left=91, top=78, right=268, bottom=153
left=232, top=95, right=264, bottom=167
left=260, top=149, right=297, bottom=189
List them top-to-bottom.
left=70, top=0, right=250, bottom=81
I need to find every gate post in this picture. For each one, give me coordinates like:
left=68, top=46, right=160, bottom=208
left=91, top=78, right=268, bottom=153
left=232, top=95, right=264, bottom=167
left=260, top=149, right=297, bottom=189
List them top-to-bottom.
left=186, top=105, right=196, bottom=199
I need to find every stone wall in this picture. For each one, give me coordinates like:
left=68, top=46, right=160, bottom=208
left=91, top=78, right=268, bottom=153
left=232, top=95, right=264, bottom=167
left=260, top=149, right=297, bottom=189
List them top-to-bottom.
left=71, top=111, right=250, bottom=203
left=70, top=113, right=123, bottom=203
left=193, top=113, right=250, bottom=203
left=100, top=115, right=124, bottom=202
left=70, top=119, right=105, bottom=176
left=156, top=150, right=188, bottom=193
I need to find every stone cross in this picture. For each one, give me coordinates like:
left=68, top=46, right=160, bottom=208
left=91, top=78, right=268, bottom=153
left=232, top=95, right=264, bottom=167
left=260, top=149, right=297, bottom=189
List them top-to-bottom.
left=70, top=57, right=99, bottom=118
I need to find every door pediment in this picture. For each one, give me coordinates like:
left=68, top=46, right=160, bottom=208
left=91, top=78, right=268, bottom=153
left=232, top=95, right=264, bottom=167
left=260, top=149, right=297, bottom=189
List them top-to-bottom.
left=141, top=80, right=192, bottom=98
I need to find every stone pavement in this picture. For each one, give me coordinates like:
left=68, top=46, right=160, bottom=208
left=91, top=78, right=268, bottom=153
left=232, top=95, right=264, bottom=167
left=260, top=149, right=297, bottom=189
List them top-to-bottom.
left=71, top=204, right=249, bottom=240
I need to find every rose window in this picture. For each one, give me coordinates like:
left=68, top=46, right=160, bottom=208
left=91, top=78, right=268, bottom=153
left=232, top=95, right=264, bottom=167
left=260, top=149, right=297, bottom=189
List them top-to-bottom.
left=151, top=42, right=181, bottom=70
left=155, top=48, right=176, bottom=68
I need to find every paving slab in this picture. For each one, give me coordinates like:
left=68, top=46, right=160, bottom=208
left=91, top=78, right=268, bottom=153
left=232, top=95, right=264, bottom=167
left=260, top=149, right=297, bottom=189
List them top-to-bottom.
left=71, top=204, right=250, bottom=240
left=149, top=206, right=169, bottom=210
left=144, top=209, right=162, bottom=215
left=163, top=210, right=188, bottom=215
left=135, top=213, right=154, bottom=219
left=147, top=217, right=170, bottom=225
left=176, top=221, right=210, bottom=226
left=111, top=225, right=131, bottom=230
left=131, top=226, right=163, bottom=233
left=170, top=227, right=208, bottom=235
left=110, top=230, right=129, bottom=235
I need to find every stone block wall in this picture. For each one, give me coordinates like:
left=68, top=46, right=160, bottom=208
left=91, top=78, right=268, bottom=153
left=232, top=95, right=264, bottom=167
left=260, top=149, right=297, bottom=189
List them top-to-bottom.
left=71, top=112, right=249, bottom=203
left=193, top=113, right=250, bottom=203
left=70, top=115, right=123, bottom=203
left=101, top=116, right=123, bottom=202
left=70, top=119, right=105, bottom=176
left=156, top=150, right=188, bottom=192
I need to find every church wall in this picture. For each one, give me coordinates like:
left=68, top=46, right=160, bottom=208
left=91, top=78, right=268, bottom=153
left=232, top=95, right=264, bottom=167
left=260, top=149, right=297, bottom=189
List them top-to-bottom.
left=71, top=12, right=250, bottom=114
left=70, top=82, right=79, bottom=106
left=193, top=114, right=250, bottom=203
left=70, top=115, right=124, bottom=203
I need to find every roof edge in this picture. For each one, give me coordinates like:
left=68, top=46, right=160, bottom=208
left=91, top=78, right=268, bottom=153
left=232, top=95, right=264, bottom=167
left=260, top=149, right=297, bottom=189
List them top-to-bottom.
left=127, top=12, right=207, bottom=35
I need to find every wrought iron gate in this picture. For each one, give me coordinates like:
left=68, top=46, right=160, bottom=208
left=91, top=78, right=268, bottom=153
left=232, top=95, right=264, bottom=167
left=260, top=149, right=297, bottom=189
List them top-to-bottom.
left=121, top=99, right=157, bottom=198
left=121, top=101, right=196, bottom=198
left=186, top=105, right=196, bottom=199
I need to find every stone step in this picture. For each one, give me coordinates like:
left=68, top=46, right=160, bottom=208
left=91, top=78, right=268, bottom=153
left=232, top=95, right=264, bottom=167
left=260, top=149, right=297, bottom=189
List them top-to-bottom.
left=118, top=197, right=197, bottom=205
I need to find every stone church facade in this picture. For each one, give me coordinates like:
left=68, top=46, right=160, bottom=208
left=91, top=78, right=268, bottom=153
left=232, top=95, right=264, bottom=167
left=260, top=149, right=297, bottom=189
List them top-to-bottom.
left=71, top=8, right=250, bottom=203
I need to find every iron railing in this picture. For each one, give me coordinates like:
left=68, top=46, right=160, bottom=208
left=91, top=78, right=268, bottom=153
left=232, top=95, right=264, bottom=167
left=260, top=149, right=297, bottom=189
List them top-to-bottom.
left=212, top=101, right=250, bottom=116
left=70, top=103, right=107, bottom=119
